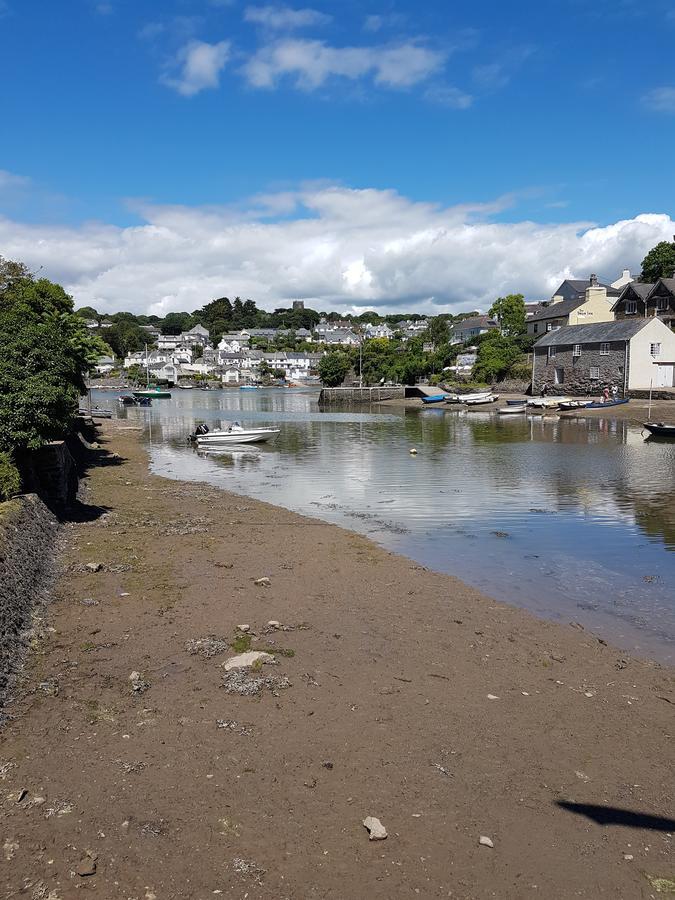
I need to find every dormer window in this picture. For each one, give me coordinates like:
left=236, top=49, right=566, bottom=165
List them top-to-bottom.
left=657, top=296, right=669, bottom=311
left=625, top=300, right=637, bottom=314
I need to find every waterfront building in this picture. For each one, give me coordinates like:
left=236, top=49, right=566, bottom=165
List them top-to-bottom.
left=527, top=275, right=619, bottom=335
left=531, top=318, right=675, bottom=394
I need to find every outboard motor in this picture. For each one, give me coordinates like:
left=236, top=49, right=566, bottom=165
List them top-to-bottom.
left=195, top=423, right=209, bottom=435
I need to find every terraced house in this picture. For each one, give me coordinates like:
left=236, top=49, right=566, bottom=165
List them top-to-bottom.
left=612, top=277, right=675, bottom=331
left=531, top=318, right=675, bottom=394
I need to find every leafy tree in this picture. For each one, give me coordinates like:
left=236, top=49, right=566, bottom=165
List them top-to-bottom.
left=640, top=239, right=675, bottom=282
left=0, top=257, right=107, bottom=453
left=489, top=293, right=526, bottom=337
left=75, top=305, right=99, bottom=321
left=161, top=311, right=194, bottom=335
left=424, top=315, right=451, bottom=347
left=105, top=319, right=148, bottom=358
left=472, top=331, right=522, bottom=382
left=318, top=352, right=351, bottom=386
left=0, top=451, right=21, bottom=500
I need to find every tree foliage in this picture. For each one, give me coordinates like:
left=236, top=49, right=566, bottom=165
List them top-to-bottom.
left=640, top=240, right=675, bottom=282
left=0, top=257, right=107, bottom=453
left=489, top=293, right=526, bottom=337
left=472, top=331, right=523, bottom=382
left=318, top=352, right=351, bottom=387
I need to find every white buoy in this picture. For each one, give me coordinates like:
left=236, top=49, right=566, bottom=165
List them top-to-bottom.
left=409, top=448, right=418, bottom=455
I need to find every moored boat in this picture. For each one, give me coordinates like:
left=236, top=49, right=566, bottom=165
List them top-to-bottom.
left=133, top=388, right=172, bottom=399
left=445, top=390, right=492, bottom=404
left=464, top=393, right=499, bottom=405
left=421, top=394, right=448, bottom=404
left=583, top=398, right=629, bottom=409
left=558, top=400, right=593, bottom=410
left=497, top=403, right=527, bottom=414
left=642, top=422, right=675, bottom=438
left=190, top=423, right=280, bottom=445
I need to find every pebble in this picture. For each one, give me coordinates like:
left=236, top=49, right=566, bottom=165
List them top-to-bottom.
left=86, top=562, right=103, bottom=572
left=254, top=577, right=271, bottom=586
left=267, top=620, right=281, bottom=628
left=237, top=624, right=251, bottom=633
left=487, top=694, right=499, bottom=701
left=363, top=816, right=388, bottom=840
left=479, top=836, right=494, bottom=848
left=623, top=854, right=634, bottom=861
left=76, top=855, right=97, bottom=876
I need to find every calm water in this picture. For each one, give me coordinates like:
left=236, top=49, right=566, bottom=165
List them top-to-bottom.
left=93, top=388, right=675, bottom=662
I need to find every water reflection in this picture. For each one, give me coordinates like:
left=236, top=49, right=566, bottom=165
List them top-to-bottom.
left=95, top=388, right=675, bottom=661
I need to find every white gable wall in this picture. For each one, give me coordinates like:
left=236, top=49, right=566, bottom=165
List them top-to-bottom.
left=628, top=318, right=675, bottom=389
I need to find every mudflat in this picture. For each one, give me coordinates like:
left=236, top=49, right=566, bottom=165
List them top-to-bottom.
left=1, top=421, right=673, bottom=900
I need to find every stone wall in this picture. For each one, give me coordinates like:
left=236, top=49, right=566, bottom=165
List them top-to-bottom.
left=532, top=342, right=627, bottom=395
left=19, top=440, right=79, bottom=513
left=0, top=494, right=59, bottom=705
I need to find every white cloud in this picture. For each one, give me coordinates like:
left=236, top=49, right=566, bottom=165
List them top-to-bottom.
left=244, top=5, right=332, bottom=30
left=363, top=13, right=407, bottom=32
left=162, top=39, right=231, bottom=96
left=242, top=39, right=445, bottom=90
left=425, top=84, right=473, bottom=109
left=642, top=86, right=675, bottom=113
left=0, top=170, right=31, bottom=190
left=1, top=186, right=672, bottom=317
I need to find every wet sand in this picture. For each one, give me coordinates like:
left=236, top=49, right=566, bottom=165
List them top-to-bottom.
left=1, top=421, right=673, bottom=899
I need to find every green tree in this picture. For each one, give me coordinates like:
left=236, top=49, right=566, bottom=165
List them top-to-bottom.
left=640, top=239, right=675, bottom=282
left=0, top=257, right=107, bottom=453
left=489, top=293, right=526, bottom=337
left=74, top=305, right=99, bottom=321
left=161, top=312, right=194, bottom=335
left=424, top=315, right=451, bottom=347
left=105, top=319, right=149, bottom=358
left=472, top=331, right=522, bottom=382
left=318, top=352, right=351, bottom=386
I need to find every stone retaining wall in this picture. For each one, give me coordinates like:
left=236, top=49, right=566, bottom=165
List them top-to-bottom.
left=0, top=494, right=59, bottom=706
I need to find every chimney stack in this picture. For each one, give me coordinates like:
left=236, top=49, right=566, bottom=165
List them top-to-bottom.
left=590, top=273, right=599, bottom=287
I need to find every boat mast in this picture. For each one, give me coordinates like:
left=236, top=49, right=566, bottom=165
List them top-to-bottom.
left=145, top=343, right=150, bottom=388
left=648, top=377, right=653, bottom=421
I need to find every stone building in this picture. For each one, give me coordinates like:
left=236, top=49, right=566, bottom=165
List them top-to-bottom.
left=612, top=277, right=675, bottom=330
left=532, top=318, right=675, bottom=395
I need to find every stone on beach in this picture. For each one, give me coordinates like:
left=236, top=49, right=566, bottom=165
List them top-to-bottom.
left=85, top=562, right=102, bottom=572
left=253, top=577, right=271, bottom=587
left=223, top=651, right=275, bottom=671
left=363, top=816, right=388, bottom=840
left=479, top=835, right=494, bottom=848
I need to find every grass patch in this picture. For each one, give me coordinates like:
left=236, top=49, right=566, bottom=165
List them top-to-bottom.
left=230, top=632, right=253, bottom=653
left=266, top=646, right=295, bottom=658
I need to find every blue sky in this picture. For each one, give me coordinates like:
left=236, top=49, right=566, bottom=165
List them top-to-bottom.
left=0, top=0, right=674, bottom=314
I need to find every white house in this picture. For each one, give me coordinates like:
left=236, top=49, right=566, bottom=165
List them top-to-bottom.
left=450, top=316, right=498, bottom=345
left=532, top=318, right=675, bottom=394
left=364, top=323, right=394, bottom=339
left=94, top=354, right=116, bottom=374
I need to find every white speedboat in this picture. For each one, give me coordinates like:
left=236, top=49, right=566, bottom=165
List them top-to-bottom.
left=445, top=390, right=492, bottom=404
left=464, top=393, right=499, bottom=405
left=191, top=423, right=280, bottom=446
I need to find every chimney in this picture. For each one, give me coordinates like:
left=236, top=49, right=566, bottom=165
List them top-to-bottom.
left=589, top=273, right=599, bottom=287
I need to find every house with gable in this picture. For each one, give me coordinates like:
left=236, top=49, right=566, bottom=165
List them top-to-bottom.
left=526, top=275, right=619, bottom=336
left=611, top=277, right=675, bottom=331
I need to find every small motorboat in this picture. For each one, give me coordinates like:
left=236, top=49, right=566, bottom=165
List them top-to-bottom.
left=240, top=385, right=259, bottom=391
left=134, top=387, right=172, bottom=399
left=445, top=390, right=492, bottom=404
left=421, top=394, right=448, bottom=404
left=464, top=394, right=499, bottom=405
left=118, top=395, right=137, bottom=406
left=583, top=398, right=629, bottom=409
left=558, top=400, right=593, bottom=410
left=497, top=403, right=527, bottom=415
left=642, top=422, right=675, bottom=438
left=190, top=423, right=280, bottom=446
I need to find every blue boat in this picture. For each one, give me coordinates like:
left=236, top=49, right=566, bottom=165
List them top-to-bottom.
left=240, top=385, right=259, bottom=391
left=421, top=394, right=447, bottom=404
left=583, top=398, right=629, bottom=409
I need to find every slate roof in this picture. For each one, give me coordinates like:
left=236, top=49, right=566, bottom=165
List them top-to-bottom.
left=656, top=277, right=675, bottom=293
left=555, top=278, right=620, bottom=297
left=528, top=298, right=587, bottom=322
left=450, top=316, right=497, bottom=332
left=534, top=320, right=650, bottom=347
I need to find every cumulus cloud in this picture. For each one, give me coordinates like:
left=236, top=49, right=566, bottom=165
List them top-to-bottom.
left=244, top=5, right=332, bottom=30
left=242, top=38, right=445, bottom=90
left=162, top=39, right=231, bottom=96
left=642, top=86, right=675, bottom=113
left=0, top=170, right=31, bottom=190
left=0, top=186, right=672, bottom=316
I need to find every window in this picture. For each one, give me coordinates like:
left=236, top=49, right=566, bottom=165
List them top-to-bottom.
left=657, top=296, right=669, bottom=311
left=625, top=300, right=637, bottom=314
left=546, top=322, right=553, bottom=332
left=533, top=323, right=539, bottom=334
left=600, top=342, right=610, bottom=355
left=651, top=343, right=661, bottom=357
left=573, top=344, right=581, bottom=357
left=548, top=346, right=556, bottom=360
left=590, top=366, right=600, bottom=380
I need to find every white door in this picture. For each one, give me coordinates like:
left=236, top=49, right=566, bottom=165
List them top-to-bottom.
left=655, top=364, right=674, bottom=387
left=554, top=367, right=564, bottom=385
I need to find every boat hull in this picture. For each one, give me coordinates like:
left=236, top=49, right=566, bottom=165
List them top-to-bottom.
left=133, top=390, right=172, bottom=399
left=464, top=394, right=499, bottom=405
left=421, top=395, right=447, bottom=404
left=583, top=399, right=629, bottom=409
left=497, top=405, right=526, bottom=414
left=643, top=422, right=675, bottom=438
left=196, top=428, right=280, bottom=446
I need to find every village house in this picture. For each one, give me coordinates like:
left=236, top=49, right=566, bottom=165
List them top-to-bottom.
left=527, top=275, right=619, bottom=335
left=612, top=277, right=675, bottom=331
left=449, top=316, right=498, bottom=345
left=531, top=318, right=675, bottom=395
left=364, top=322, right=394, bottom=340
left=321, top=328, right=360, bottom=346
left=94, top=354, right=116, bottom=374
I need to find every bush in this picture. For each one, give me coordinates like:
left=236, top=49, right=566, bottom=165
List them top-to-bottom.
left=507, top=363, right=533, bottom=381
left=0, top=452, right=21, bottom=501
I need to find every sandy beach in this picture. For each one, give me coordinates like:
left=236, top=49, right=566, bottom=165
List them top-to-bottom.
left=1, top=420, right=673, bottom=900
